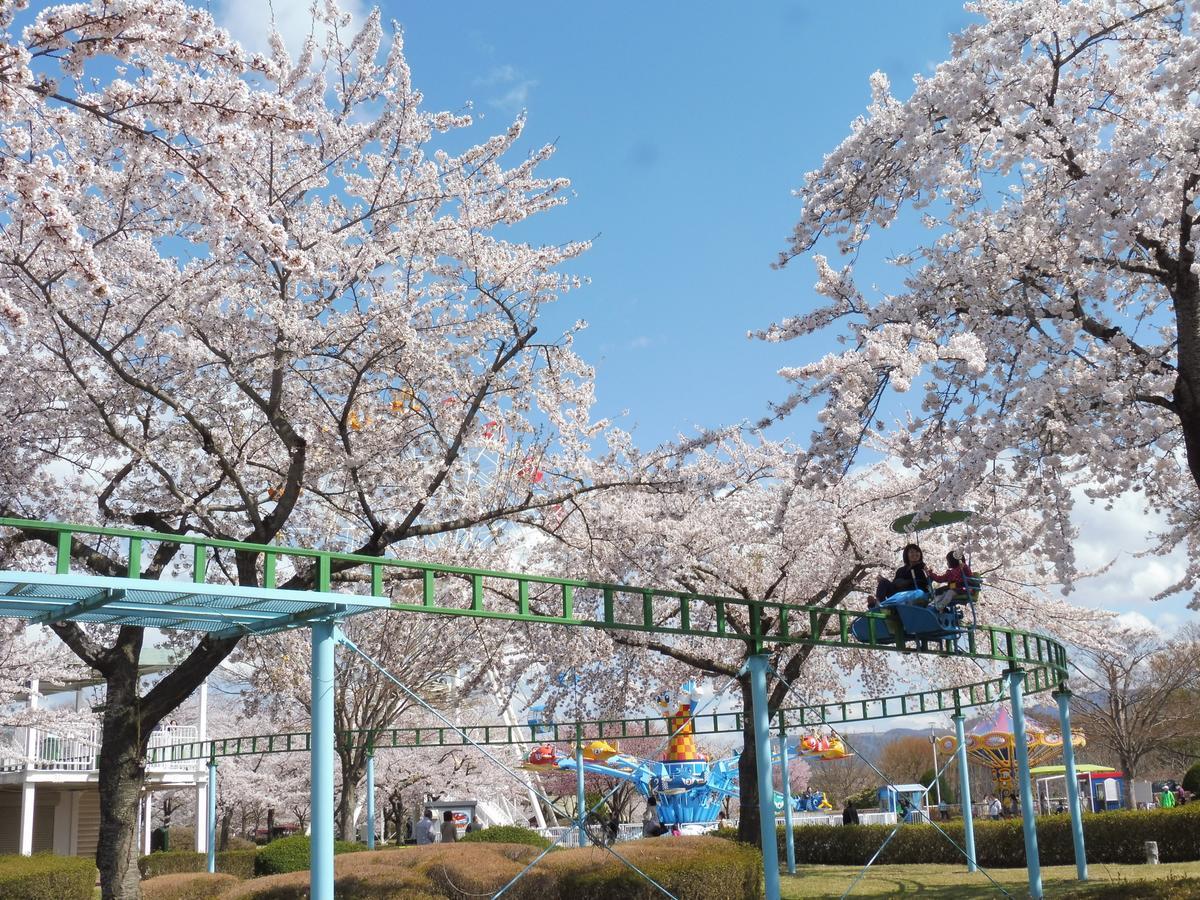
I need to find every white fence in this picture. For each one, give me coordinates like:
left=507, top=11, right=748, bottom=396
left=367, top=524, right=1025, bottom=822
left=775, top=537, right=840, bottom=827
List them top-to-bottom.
left=0, top=724, right=199, bottom=774
left=535, top=823, right=645, bottom=848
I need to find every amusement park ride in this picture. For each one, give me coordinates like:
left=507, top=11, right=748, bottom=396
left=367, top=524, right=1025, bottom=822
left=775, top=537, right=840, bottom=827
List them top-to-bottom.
left=850, top=511, right=984, bottom=649
left=523, top=681, right=847, bottom=829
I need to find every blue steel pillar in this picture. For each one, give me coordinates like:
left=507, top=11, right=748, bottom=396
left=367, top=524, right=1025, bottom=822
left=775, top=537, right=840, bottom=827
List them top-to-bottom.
left=311, top=619, right=336, bottom=900
left=748, top=655, right=782, bottom=900
left=1008, top=669, right=1043, bottom=899
left=1054, top=688, right=1088, bottom=881
left=952, top=713, right=976, bottom=872
left=778, top=715, right=796, bottom=875
left=575, top=733, right=586, bottom=846
left=366, top=752, right=376, bottom=850
left=206, top=758, right=217, bottom=874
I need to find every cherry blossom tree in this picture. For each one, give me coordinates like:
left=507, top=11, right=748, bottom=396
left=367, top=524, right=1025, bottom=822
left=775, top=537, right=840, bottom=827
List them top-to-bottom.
left=764, top=0, right=1200, bottom=601
left=0, top=2, right=635, bottom=895
left=520, top=437, right=1108, bottom=846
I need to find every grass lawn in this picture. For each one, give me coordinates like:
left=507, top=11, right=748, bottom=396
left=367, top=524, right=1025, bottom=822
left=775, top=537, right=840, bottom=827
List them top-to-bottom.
left=779, top=860, right=1200, bottom=898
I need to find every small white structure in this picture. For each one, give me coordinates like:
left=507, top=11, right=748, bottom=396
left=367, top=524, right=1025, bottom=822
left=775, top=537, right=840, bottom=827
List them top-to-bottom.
left=0, top=662, right=209, bottom=857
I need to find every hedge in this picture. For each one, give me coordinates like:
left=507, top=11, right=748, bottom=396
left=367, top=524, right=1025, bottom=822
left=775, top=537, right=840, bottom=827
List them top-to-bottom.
left=774, top=803, right=1200, bottom=866
left=460, top=825, right=552, bottom=849
left=167, top=826, right=255, bottom=851
left=254, top=834, right=368, bottom=875
left=138, top=849, right=257, bottom=879
left=0, top=853, right=97, bottom=900
left=141, top=872, right=241, bottom=900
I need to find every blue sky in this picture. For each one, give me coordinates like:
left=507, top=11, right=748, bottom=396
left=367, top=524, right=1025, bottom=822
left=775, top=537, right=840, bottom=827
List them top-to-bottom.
left=214, top=0, right=976, bottom=446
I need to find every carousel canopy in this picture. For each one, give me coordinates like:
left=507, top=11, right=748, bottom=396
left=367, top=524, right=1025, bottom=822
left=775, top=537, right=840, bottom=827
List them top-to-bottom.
left=936, top=705, right=1086, bottom=783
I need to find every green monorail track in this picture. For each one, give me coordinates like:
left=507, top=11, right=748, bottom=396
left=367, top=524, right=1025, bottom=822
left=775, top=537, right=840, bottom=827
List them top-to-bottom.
left=0, top=518, right=1068, bottom=766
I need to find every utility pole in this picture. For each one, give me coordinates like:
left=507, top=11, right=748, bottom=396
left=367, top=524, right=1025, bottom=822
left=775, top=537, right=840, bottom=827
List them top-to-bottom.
left=930, top=725, right=942, bottom=806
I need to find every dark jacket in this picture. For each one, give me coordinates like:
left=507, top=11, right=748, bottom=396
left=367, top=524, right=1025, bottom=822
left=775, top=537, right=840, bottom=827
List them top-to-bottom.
left=891, top=563, right=932, bottom=595
left=842, top=806, right=859, bottom=825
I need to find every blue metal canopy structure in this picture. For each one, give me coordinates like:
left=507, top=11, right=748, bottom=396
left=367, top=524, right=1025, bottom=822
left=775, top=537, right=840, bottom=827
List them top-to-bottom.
left=0, top=570, right=388, bottom=636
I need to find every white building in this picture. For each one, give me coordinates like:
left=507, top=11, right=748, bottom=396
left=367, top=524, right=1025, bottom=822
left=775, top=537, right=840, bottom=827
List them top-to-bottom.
left=0, top=659, right=209, bottom=857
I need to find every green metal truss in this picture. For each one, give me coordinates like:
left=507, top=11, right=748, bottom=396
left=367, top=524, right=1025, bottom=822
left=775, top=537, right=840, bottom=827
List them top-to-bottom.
left=0, top=517, right=1069, bottom=765
left=145, top=667, right=1053, bottom=765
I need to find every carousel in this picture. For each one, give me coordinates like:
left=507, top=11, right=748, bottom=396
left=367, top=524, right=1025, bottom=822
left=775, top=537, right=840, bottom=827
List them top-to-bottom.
left=937, top=705, right=1086, bottom=791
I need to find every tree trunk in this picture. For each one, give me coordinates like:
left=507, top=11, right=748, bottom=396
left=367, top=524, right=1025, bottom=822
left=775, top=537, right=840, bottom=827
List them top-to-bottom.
left=96, top=659, right=148, bottom=900
left=735, top=676, right=762, bottom=846
left=337, top=754, right=367, bottom=840
left=1120, top=755, right=1138, bottom=810
left=219, top=810, right=233, bottom=851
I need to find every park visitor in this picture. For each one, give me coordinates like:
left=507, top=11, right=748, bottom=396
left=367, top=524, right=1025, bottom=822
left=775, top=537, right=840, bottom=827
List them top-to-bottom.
left=932, top=550, right=973, bottom=612
left=842, top=800, right=859, bottom=825
left=414, top=810, right=436, bottom=845
left=440, top=811, right=458, bottom=843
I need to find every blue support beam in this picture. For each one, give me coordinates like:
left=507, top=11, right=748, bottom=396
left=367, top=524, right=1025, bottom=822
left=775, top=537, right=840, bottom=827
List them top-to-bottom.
left=33, top=588, right=124, bottom=624
left=311, top=619, right=336, bottom=900
left=748, top=655, right=781, bottom=900
left=1008, top=669, right=1043, bottom=899
left=1054, top=688, right=1088, bottom=881
left=952, top=713, right=976, bottom=872
left=778, top=717, right=795, bottom=875
left=575, top=735, right=586, bottom=843
left=366, top=753, right=376, bottom=850
left=206, top=759, right=217, bottom=874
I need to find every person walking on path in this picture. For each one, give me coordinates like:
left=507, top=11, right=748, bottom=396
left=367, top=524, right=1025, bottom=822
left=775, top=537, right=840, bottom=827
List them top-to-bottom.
left=414, top=810, right=436, bottom=845
left=440, top=811, right=458, bottom=843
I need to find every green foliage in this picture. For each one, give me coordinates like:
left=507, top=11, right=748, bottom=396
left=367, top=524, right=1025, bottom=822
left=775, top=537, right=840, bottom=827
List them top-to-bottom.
left=1183, top=763, right=1200, bottom=797
left=917, top=768, right=949, bottom=801
left=846, top=785, right=879, bottom=809
left=776, top=804, right=1200, bottom=866
left=460, top=825, right=552, bottom=849
left=167, top=826, right=255, bottom=851
left=254, top=834, right=367, bottom=876
left=138, top=849, right=257, bottom=879
left=0, top=853, right=97, bottom=900
left=141, top=872, right=241, bottom=900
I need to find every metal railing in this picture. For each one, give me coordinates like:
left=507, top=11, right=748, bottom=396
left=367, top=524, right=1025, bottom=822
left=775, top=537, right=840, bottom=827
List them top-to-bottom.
left=0, top=723, right=199, bottom=774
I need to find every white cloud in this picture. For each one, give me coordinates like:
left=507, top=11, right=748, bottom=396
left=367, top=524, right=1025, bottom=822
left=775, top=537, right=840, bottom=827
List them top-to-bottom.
left=213, top=0, right=367, bottom=57
left=473, top=64, right=537, bottom=112
left=1068, top=487, right=1189, bottom=606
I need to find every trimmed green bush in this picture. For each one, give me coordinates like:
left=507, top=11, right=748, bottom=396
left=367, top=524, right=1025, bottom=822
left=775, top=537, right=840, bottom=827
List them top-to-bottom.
left=1183, top=762, right=1200, bottom=797
left=775, top=803, right=1200, bottom=866
left=460, top=825, right=552, bottom=849
left=167, top=827, right=255, bottom=851
left=254, top=834, right=367, bottom=876
left=138, top=848, right=257, bottom=879
left=0, top=853, right=97, bottom=900
left=141, top=872, right=240, bottom=900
